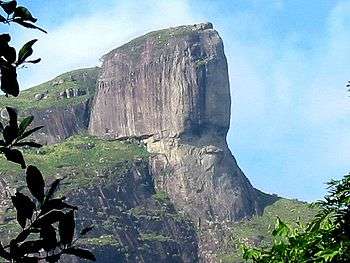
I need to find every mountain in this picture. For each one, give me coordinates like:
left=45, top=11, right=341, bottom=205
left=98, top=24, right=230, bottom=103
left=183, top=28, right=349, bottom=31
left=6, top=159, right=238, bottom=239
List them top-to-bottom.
left=89, top=22, right=265, bottom=223
left=0, top=23, right=314, bottom=262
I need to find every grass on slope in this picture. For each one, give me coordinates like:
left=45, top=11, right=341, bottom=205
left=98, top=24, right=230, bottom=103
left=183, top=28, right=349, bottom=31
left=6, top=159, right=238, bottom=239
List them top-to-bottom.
left=108, top=24, right=205, bottom=63
left=0, top=67, right=99, bottom=111
left=0, top=135, right=149, bottom=191
left=0, top=135, right=149, bottom=243
left=220, top=198, right=318, bottom=263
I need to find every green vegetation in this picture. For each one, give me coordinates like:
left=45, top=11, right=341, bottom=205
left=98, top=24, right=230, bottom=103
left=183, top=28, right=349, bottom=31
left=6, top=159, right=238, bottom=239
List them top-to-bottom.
left=0, top=2, right=96, bottom=261
left=111, top=24, right=201, bottom=63
left=118, top=25, right=195, bottom=51
left=195, top=58, right=209, bottom=68
left=0, top=67, right=99, bottom=111
left=0, top=134, right=149, bottom=191
left=0, top=134, right=149, bottom=248
left=243, top=175, right=350, bottom=263
left=152, top=191, right=170, bottom=203
left=220, top=199, right=318, bottom=262
left=140, top=233, right=173, bottom=242
left=80, top=235, right=120, bottom=247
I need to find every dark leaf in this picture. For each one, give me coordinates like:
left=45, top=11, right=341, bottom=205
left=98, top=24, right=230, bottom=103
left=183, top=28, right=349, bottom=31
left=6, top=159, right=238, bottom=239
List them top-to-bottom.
left=1, top=0, right=17, bottom=15
left=13, top=6, right=37, bottom=23
left=0, top=14, right=6, bottom=23
left=13, top=19, right=47, bottom=33
left=0, top=33, right=10, bottom=43
left=17, top=39, right=37, bottom=65
left=4, top=46, right=16, bottom=63
left=26, top=58, right=41, bottom=64
left=0, top=65, right=19, bottom=96
left=6, top=106, right=17, bottom=129
left=18, top=115, right=33, bottom=135
left=0, top=121, right=3, bottom=132
left=3, top=125, right=17, bottom=145
left=18, top=125, right=44, bottom=140
left=0, top=140, right=5, bottom=146
left=14, top=141, right=42, bottom=148
left=0, top=147, right=25, bottom=168
left=26, top=165, right=45, bottom=203
left=44, top=178, right=64, bottom=203
left=11, top=192, right=35, bottom=228
left=41, top=198, right=77, bottom=214
left=16, top=209, right=26, bottom=228
left=33, top=210, right=65, bottom=228
left=59, top=210, right=75, bottom=245
left=40, top=225, right=57, bottom=251
left=80, top=225, right=94, bottom=236
left=14, top=229, right=31, bottom=243
left=9, top=240, right=19, bottom=258
left=19, top=240, right=45, bottom=255
left=0, top=242, right=10, bottom=260
left=64, top=247, right=96, bottom=261
left=46, top=254, right=61, bottom=263
left=20, top=257, right=39, bottom=263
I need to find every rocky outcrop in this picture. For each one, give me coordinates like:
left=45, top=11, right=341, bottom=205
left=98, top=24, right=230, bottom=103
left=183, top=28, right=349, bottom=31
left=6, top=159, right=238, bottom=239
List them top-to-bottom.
left=0, top=23, right=274, bottom=262
left=89, top=23, right=262, bottom=227
left=89, top=23, right=229, bottom=140
left=0, top=67, right=99, bottom=144
left=28, top=100, right=91, bottom=144
left=0, top=160, right=199, bottom=263
left=64, top=160, right=199, bottom=263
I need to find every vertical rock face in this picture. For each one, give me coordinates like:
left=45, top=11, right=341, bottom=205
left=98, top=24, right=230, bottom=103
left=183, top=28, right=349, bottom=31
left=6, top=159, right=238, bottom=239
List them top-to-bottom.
left=89, top=23, right=262, bottom=224
left=89, top=23, right=229, bottom=139
left=0, top=67, right=99, bottom=144
left=28, top=100, right=91, bottom=144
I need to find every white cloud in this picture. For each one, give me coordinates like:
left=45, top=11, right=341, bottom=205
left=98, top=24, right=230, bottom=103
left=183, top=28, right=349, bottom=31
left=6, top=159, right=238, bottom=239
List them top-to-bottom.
left=18, top=0, right=200, bottom=88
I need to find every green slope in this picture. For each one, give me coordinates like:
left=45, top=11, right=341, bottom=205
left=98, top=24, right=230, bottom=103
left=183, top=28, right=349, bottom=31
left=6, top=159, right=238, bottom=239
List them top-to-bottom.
left=0, top=67, right=99, bottom=111
left=0, top=135, right=149, bottom=193
left=220, top=198, right=318, bottom=262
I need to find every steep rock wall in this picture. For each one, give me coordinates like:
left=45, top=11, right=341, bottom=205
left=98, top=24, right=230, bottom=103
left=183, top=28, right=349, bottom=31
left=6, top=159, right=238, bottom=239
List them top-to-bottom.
left=89, top=23, right=262, bottom=225
left=89, top=23, right=229, bottom=139
left=0, top=67, right=99, bottom=144
left=28, top=100, right=91, bottom=144
left=65, top=160, right=199, bottom=263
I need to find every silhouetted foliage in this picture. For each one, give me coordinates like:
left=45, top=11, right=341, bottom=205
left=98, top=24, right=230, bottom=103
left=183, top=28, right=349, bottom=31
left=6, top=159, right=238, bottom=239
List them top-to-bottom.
left=0, top=1, right=95, bottom=262
left=243, top=174, right=350, bottom=262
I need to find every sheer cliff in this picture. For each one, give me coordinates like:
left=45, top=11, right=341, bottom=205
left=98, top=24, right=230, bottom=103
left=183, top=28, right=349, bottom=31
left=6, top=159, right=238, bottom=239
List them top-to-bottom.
left=0, top=23, right=284, bottom=263
left=89, top=23, right=262, bottom=224
left=0, top=67, right=99, bottom=144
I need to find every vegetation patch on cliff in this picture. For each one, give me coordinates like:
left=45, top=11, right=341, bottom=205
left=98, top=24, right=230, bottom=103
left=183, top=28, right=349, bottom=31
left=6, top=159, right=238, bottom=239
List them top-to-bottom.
left=0, top=67, right=99, bottom=112
left=0, top=134, right=149, bottom=190
left=219, top=199, right=318, bottom=262
left=80, top=235, right=120, bottom=247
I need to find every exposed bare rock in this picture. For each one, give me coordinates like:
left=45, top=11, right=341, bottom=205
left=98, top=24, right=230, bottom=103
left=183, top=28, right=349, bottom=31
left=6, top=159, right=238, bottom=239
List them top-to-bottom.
left=90, top=22, right=229, bottom=140
left=89, top=23, right=262, bottom=231
left=0, top=67, right=100, bottom=144
left=52, top=79, right=65, bottom=86
left=59, top=88, right=86, bottom=99
left=34, top=92, right=46, bottom=100
left=28, top=100, right=92, bottom=144
left=0, top=108, right=8, bottom=119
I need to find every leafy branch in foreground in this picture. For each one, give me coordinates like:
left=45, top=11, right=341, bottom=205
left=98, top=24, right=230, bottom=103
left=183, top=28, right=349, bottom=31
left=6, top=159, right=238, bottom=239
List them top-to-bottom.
left=0, top=1, right=95, bottom=262
left=243, top=174, right=350, bottom=263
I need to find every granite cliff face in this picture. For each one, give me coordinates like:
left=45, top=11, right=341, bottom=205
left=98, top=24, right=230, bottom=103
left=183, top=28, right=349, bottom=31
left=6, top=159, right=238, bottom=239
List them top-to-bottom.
left=0, top=23, right=273, bottom=263
left=89, top=23, right=262, bottom=224
left=0, top=67, right=99, bottom=144
left=0, top=136, right=199, bottom=263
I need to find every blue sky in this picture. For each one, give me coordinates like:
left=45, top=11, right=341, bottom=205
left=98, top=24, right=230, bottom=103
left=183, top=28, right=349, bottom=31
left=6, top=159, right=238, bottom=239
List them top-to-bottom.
left=5, top=0, right=350, bottom=201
